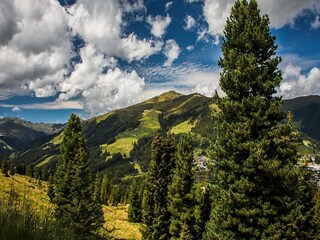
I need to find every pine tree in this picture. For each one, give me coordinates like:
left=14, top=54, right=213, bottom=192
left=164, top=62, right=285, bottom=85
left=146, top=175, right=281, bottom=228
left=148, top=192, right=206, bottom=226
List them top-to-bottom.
left=204, top=1, right=317, bottom=239
left=53, top=114, right=103, bottom=237
left=142, top=132, right=176, bottom=240
left=168, top=134, right=196, bottom=239
left=1, top=159, right=9, bottom=177
left=9, top=161, right=15, bottom=176
left=26, top=165, right=33, bottom=178
left=47, top=173, right=55, bottom=202
left=93, top=174, right=103, bottom=202
left=100, top=174, right=110, bottom=204
left=128, top=179, right=142, bottom=223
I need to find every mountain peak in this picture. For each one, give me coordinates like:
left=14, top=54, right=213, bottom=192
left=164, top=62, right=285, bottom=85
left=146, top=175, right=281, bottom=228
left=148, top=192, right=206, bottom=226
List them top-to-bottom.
left=144, top=91, right=183, bottom=104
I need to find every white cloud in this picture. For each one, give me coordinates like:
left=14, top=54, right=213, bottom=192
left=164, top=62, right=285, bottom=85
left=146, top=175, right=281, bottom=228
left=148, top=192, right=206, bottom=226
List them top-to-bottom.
left=0, top=0, right=72, bottom=99
left=69, top=0, right=160, bottom=62
left=185, top=0, right=202, bottom=3
left=203, top=0, right=320, bottom=37
left=165, top=2, right=173, bottom=10
left=147, top=14, right=171, bottom=38
left=184, top=15, right=196, bottom=30
left=311, top=16, right=320, bottom=29
left=197, top=28, right=210, bottom=42
left=120, top=33, right=163, bottom=62
left=164, top=39, right=181, bottom=67
left=58, top=44, right=145, bottom=115
left=186, top=45, right=194, bottom=51
left=137, top=63, right=223, bottom=98
left=279, top=63, right=320, bottom=98
left=1, top=101, right=83, bottom=110
left=12, top=106, right=21, bottom=112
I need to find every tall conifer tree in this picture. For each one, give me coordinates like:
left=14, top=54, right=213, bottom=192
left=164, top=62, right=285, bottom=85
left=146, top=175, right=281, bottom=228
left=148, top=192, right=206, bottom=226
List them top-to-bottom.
left=204, top=1, right=317, bottom=239
left=53, top=114, right=103, bottom=237
left=142, top=132, right=176, bottom=240
left=168, top=134, right=196, bottom=239
left=1, top=159, right=9, bottom=177
left=128, top=179, right=142, bottom=223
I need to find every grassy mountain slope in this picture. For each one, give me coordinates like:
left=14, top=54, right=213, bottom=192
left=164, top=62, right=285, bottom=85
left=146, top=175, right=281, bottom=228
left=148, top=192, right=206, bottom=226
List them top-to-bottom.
left=10, top=93, right=320, bottom=174
left=283, top=95, right=320, bottom=142
left=0, top=118, right=63, bottom=156
left=0, top=173, right=142, bottom=240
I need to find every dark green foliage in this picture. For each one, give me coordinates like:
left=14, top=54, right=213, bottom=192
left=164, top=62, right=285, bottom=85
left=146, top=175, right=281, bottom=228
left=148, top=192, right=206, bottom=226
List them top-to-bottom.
left=205, top=1, right=318, bottom=239
left=283, top=96, right=320, bottom=141
left=53, top=114, right=103, bottom=238
left=142, top=132, right=176, bottom=240
left=168, top=134, right=197, bottom=239
left=130, top=136, right=153, bottom=172
left=1, top=159, right=9, bottom=177
left=9, top=161, right=15, bottom=176
left=15, top=164, right=26, bottom=175
left=26, top=165, right=33, bottom=178
left=41, top=166, right=49, bottom=181
left=34, top=167, right=42, bottom=180
left=48, top=174, right=55, bottom=202
left=100, top=175, right=111, bottom=204
left=128, top=180, right=142, bottom=223
left=195, top=185, right=211, bottom=239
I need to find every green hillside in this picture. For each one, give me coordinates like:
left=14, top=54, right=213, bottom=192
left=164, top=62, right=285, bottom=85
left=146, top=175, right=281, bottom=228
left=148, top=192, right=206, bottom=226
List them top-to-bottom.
left=8, top=92, right=320, bottom=178
left=0, top=118, right=63, bottom=156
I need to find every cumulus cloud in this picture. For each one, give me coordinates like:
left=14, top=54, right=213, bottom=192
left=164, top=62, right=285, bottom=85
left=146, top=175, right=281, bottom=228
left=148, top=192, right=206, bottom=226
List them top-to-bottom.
left=0, top=0, right=72, bottom=99
left=0, top=0, right=18, bottom=45
left=69, top=0, right=160, bottom=62
left=203, top=0, right=320, bottom=37
left=147, top=14, right=172, bottom=38
left=184, top=15, right=196, bottom=30
left=164, top=39, right=181, bottom=67
left=58, top=44, right=145, bottom=115
left=279, top=64, right=320, bottom=98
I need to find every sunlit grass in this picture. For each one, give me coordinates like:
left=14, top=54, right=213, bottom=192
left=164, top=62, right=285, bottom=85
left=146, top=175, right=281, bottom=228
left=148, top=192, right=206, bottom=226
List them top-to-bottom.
left=101, top=110, right=161, bottom=156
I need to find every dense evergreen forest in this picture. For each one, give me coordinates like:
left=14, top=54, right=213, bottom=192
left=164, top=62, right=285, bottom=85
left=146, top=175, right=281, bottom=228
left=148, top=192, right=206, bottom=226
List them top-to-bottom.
left=1, top=1, right=320, bottom=240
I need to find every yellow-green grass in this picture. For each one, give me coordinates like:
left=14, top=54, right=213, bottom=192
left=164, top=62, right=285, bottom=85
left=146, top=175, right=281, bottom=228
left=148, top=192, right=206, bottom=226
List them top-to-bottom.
left=144, top=91, right=182, bottom=104
left=169, top=94, right=202, bottom=115
left=209, top=103, right=221, bottom=112
left=101, top=110, right=161, bottom=156
left=95, top=111, right=114, bottom=124
left=170, top=120, right=195, bottom=134
left=50, top=132, right=63, bottom=145
left=0, top=139, right=13, bottom=150
left=36, top=155, right=55, bottom=168
left=134, top=163, right=142, bottom=174
left=0, top=174, right=51, bottom=211
left=0, top=174, right=143, bottom=239
left=103, top=205, right=143, bottom=240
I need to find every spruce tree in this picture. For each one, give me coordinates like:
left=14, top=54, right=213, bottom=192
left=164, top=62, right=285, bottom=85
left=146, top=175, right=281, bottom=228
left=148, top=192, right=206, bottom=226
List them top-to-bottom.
left=204, top=1, right=316, bottom=239
left=53, top=114, right=103, bottom=237
left=142, top=132, right=176, bottom=240
left=168, top=134, right=196, bottom=239
left=1, top=159, right=9, bottom=177
left=9, top=161, right=15, bottom=176
left=26, top=165, right=33, bottom=178
left=100, top=174, right=110, bottom=204
left=128, top=179, right=142, bottom=223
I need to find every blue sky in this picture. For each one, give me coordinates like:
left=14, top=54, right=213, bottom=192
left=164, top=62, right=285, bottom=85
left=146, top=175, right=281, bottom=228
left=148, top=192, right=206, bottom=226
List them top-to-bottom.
left=0, top=0, right=319, bottom=123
